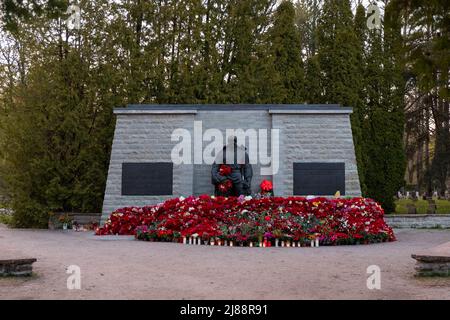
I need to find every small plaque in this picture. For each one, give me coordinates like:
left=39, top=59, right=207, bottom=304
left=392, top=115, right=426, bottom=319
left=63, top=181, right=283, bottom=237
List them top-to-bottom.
left=122, top=163, right=173, bottom=195
left=293, top=163, right=345, bottom=195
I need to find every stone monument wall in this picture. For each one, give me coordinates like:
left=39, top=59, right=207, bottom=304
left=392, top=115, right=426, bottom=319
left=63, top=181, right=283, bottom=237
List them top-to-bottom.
left=101, top=105, right=361, bottom=223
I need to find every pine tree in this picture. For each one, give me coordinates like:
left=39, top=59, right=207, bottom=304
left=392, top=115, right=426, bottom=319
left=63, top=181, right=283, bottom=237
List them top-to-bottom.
left=0, top=0, right=125, bottom=226
left=222, top=0, right=278, bottom=103
left=268, top=0, right=305, bottom=103
left=294, top=0, right=322, bottom=59
left=316, top=0, right=365, bottom=196
left=401, top=0, right=449, bottom=196
left=363, top=1, right=406, bottom=213
left=353, top=3, right=368, bottom=195
left=304, top=55, right=322, bottom=103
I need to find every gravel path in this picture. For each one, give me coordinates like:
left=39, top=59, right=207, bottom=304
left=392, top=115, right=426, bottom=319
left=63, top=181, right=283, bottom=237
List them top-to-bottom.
left=1, top=225, right=449, bottom=299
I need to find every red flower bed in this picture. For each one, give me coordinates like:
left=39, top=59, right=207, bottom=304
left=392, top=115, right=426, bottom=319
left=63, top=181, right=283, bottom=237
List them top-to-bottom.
left=96, top=195, right=395, bottom=246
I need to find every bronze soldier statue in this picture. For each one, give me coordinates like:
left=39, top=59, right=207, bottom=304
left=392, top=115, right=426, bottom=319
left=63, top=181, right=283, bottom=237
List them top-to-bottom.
left=211, top=136, right=253, bottom=196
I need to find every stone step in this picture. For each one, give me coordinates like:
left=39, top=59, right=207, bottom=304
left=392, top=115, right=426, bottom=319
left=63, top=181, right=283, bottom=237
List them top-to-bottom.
left=412, top=241, right=450, bottom=277
left=0, top=258, right=37, bottom=277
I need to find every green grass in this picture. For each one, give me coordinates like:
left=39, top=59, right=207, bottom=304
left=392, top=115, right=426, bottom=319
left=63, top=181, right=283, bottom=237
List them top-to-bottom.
left=395, top=199, right=450, bottom=214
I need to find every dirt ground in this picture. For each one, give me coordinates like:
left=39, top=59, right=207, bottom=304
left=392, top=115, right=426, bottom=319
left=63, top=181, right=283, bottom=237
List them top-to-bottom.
left=1, top=224, right=449, bottom=300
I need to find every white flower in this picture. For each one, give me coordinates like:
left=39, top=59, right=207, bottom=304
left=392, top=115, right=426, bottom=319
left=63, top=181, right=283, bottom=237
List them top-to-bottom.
left=244, top=195, right=252, bottom=201
left=306, top=195, right=316, bottom=200
left=179, top=196, right=185, bottom=201
left=188, top=207, right=194, bottom=212
left=192, top=233, right=198, bottom=238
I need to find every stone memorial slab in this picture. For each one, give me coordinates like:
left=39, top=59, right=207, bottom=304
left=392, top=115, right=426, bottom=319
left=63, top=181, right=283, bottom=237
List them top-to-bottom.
left=412, top=242, right=450, bottom=277
left=0, top=258, right=37, bottom=277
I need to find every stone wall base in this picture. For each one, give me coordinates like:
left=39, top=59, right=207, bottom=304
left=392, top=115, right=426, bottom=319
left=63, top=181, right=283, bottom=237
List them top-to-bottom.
left=385, top=214, right=450, bottom=229
left=0, top=258, right=37, bottom=277
left=414, top=262, right=450, bottom=277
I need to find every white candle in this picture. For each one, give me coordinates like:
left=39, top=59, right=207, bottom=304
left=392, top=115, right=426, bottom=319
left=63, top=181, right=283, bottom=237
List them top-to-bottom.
left=183, top=237, right=187, bottom=245
left=188, top=237, right=192, bottom=245
left=315, top=238, right=319, bottom=247
left=210, top=239, right=215, bottom=246
left=275, top=239, right=279, bottom=247
left=218, top=240, right=222, bottom=246
left=225, top=240, right=228, bottom=246
left=311, top=240, right=314, bottom=247
left=230, top=241, right=233, bottom=247
left=281, top=241, right=285, bottom=247
left=287, top=241, right=291, bottom=247
left=249, top=242, right=253, bottom=247
left=259, top=242, right=262, bottom=247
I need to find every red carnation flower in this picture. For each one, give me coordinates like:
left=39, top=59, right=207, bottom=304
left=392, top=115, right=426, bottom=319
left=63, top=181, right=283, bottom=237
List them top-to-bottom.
left=219, top=164, right=232, bottom=176
left=218, top=179, right=233, bottom=193
left=260, top=180, right=273, bottom=192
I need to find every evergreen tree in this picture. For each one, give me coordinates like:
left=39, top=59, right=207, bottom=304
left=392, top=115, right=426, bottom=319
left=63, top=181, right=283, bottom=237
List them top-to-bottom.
left=0, top=0, right=124, bottom=226
left=1, top=0, right=438, bottom=226
left=1, top=0, right=67, bottom=32
left=223, top=0, right=278, bottom=103
left=268, top=0, right=305, bottom=103
left=294, top=0, right=322, bottom=59
left=316, top=0, right=365, bottom=196
left=397, top=0, right=450, bottom=196
left=363, top=1, right=406, bottom=212
left=382, top=1, right=407, bottom=211
left=353, top=3, right=368, bottom=195
left=304, top=55, right=322, bottom=103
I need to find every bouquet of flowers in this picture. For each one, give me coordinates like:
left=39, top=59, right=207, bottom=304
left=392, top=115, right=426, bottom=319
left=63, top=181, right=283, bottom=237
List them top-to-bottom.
left=219, top=164, right=232, bottom=176
left=218, top=165, right=233, bottom=193
left=260, top=179, right=273, bottom=196
left=218, top=180, right=233, bottom=193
